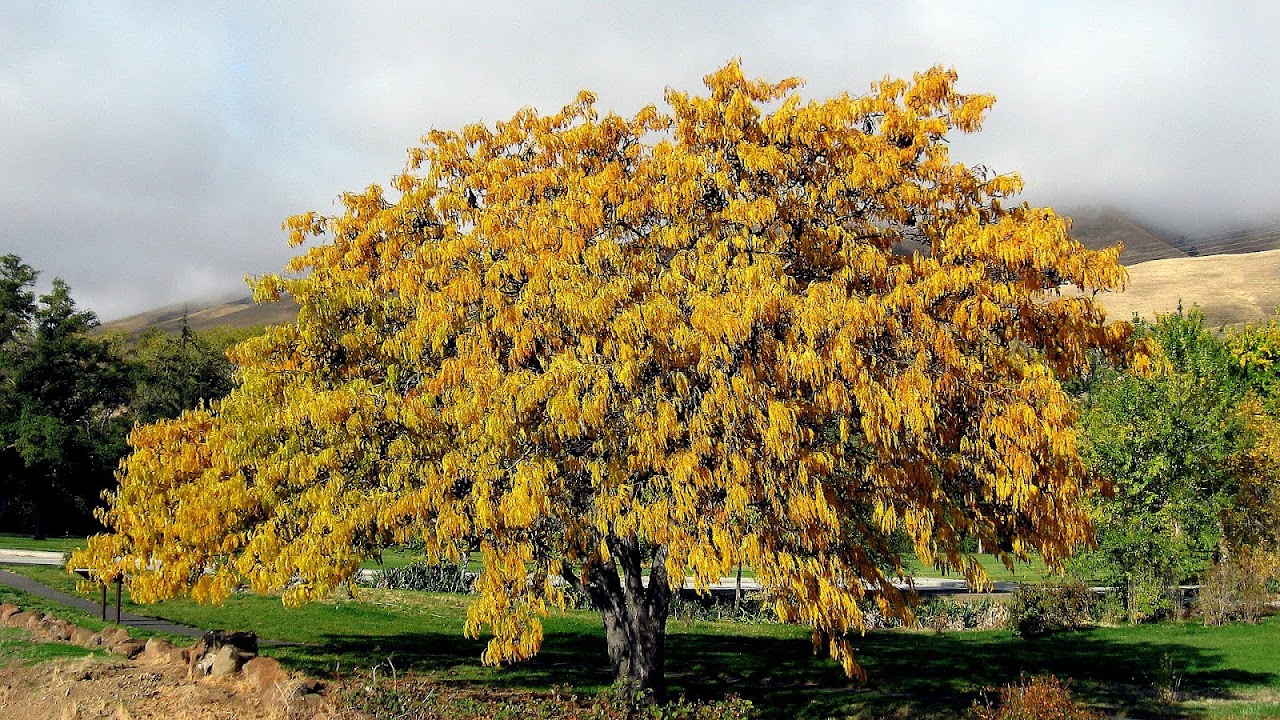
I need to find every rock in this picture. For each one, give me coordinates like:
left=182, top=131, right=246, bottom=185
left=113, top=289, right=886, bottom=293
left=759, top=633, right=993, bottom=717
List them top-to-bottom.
left=0, top=604, right=19, bottom=622
left=7, top=611, right=39, bottom=629
left=23, top=612, right=48, bottom=633
left=46, top=618, right=74, bottom=641
left=99, top=626, right=131, bottom=646
left=70, top=627, right=101, bottom=647
left=189, top=630, right=257, bottom=678
left=203, top=630, right=258, bottom=656
left=139, top=638, right=177, bottom=664
left=111, top=639, right=146, bottom=659
left=204, top=645, right=249, bottom=678
left=242, top=656, right=289, bottom=694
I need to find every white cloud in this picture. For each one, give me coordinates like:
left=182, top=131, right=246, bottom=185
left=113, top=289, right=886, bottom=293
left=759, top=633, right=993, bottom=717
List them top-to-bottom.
left=2, top=0, right=1278, bottom=318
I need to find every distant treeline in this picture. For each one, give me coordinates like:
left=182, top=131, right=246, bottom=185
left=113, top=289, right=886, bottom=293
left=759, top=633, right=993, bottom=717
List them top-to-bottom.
left=0, top=254, right=263, bottom=537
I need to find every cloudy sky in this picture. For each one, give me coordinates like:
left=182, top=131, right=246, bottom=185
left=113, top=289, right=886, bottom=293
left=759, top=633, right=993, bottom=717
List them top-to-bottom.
left=3, top=1, right=1278, bottom=320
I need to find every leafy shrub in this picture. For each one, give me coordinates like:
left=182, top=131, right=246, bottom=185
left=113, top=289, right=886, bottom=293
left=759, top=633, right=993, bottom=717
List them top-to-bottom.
left=1198, top=550, right=1280, bottom=626
left=359, top=562, right=476, bottom=593
left=1009, top=582, right=1097, bottom=638
left=667, top=592, right=777, bottom=624
left=916, top=597, right=1009, bottom=631
left=970, top=675, right=1101, bottom=720
left=343, top=680, right=756, bottom=719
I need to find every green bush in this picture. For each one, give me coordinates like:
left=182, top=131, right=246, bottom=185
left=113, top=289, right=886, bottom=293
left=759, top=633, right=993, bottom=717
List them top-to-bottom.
left=359, top=562, right=476, bottom=593
left=1010, top=582, right=1097, bottom=638
left=667, top=592, right=777, bottom=624
left=916, top=597, right=1009, bottom=631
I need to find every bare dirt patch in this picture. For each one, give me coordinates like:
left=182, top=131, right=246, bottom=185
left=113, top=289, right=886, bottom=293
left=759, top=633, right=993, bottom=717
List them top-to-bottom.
left=0, top=654, right=338, bottom=720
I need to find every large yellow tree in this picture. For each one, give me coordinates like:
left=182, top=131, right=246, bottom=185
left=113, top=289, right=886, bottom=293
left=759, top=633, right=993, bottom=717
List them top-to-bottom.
left=75, top=62, right=1148, bottom=697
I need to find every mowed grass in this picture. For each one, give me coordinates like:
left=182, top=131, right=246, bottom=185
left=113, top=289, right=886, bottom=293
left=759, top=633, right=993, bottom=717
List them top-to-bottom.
left=0, top=533, right=85, bottom=554
left=903, top=552, right=1068, bottom=584
left=6, top=564, right=1280, bottom=718
left=0, top=626, right=101, bottom=666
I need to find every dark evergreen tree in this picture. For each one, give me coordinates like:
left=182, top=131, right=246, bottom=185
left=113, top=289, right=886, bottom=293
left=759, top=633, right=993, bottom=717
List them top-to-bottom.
left=0, top=256, right=132, bottom=536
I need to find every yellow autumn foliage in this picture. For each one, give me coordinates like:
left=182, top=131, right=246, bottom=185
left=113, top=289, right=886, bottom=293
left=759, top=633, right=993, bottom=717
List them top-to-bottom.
left=74, top=61, right=1148, bottom=678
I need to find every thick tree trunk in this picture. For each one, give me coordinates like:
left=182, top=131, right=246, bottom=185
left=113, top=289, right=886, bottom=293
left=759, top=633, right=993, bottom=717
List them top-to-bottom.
left=567, top=535, right=672, bottom=703
left=601, top=597, right=667, bottom=699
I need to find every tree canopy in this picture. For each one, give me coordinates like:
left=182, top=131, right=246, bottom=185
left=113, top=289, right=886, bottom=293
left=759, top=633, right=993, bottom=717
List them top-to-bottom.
left=75, top=62, right=1149, bottom=693
left=0, top=256, right=132, bottom=536
left=1073, top=310, right=1280, bottom=620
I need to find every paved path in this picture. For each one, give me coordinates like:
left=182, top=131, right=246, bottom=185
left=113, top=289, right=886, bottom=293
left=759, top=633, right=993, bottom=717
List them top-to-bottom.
left=0, top=549, right=65, bottom=565
left=0, top=568, right=206, bottom=638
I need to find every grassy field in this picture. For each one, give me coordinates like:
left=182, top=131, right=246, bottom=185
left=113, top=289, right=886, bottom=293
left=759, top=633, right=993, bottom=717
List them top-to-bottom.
left=0, top=533, right=85, bottom=554
left=902, top=553, right=1064, bottom=584
left=5, top=564, right=1278, bottom=718
left=0, top=626, right=102, bottom=666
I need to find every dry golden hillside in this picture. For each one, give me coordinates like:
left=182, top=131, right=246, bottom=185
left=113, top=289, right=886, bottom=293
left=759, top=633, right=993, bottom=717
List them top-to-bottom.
left=1094, top=248, right=1280, bottom=327
left=100, top=295, right=299, bottom=336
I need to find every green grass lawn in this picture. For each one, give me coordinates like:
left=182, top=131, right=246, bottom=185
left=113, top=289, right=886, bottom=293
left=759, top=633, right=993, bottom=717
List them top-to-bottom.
left=0, top=533, right=86, bottom=554
left=902, top=552, right=1074, bottom=585
left=6, top=564, right=1279, bottom=718
left=0, top=626, right=102, bottom=666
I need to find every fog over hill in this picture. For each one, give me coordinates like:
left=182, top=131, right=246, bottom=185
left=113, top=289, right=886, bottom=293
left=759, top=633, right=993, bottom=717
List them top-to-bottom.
left=100, top=209, right=1280, bottom=335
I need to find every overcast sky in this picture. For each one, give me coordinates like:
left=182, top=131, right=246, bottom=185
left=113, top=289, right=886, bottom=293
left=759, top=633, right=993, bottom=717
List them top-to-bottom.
left=3, top=1, right=1278, bottom=320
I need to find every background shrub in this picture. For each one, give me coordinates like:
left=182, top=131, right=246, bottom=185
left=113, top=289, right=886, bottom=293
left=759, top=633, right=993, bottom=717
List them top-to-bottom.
left=1198, top=550, right=1280, bottom=626
left=360, top=563, right=476, bottom=594
left=1010, top=582, right=1098, bottom=638
left=970, top=674, right=1100, bottom=720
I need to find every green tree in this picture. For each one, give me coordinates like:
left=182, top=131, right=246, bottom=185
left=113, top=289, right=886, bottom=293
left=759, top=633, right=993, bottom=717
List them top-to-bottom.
left=0, top=257, right=132, bottom=537
left=1074, top=310, right=1248, bottom=621
left=127, top=320, right=254, bottom=423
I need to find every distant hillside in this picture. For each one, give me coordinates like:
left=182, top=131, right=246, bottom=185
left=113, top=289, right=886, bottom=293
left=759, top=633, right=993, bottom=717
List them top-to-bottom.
left=1065, top=208, right=1187, bottom=265
left=1173, top=223, right=1280, bottom=257
left=1094, top=248, right=1280, bottom=327
left=100, top=294, right=299, bottom=335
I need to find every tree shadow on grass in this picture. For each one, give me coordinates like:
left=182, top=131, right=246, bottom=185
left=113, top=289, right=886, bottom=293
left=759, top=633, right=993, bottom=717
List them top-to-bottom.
left=275, top=623, right=1274, bottom=719
left=277, top=626, right=616, bottom=693
left=666, top=628, right=1275, bottom=719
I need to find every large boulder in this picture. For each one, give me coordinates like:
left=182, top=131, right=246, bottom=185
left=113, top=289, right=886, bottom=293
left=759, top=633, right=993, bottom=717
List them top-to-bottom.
left=6, top=611, right=40, bottom=629
left=70, top=626, right=101, bottom=647
left=99, top=626, right=131, bottom=646
left=190, top=630, right=258, bottom=678
left=139, top=637, right=181, bottom=664
left=111, top=639, right=147, bottom=659
left=204, top=645, right=250, bottom=678
left=241, top=656, right=289, bottom=694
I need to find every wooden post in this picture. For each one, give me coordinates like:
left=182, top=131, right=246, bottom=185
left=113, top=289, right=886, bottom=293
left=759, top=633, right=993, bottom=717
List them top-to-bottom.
left=114, top=576, right=122, bottom=625
left=100, top=582, right=107, bottom=622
